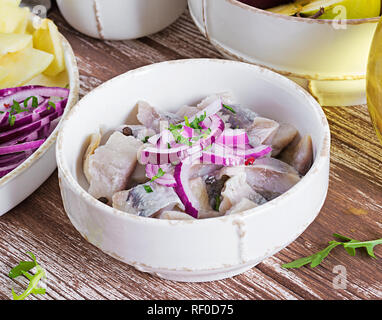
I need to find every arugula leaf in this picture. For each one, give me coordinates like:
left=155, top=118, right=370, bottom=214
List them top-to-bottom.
left=282, top=233, right=382, bottom=269
left=333, top=233, right=357, bottom=256
left=343, top=239, right=382, bottom=258
left=282, top=241, right=341, bottom=269
left=8, top=261, right=36, bottom=279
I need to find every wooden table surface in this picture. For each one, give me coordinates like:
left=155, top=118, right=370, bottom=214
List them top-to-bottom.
left=0, top=5, right=381, bottom=300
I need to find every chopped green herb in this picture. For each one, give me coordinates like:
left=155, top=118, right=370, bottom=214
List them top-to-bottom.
left=23, top=96, right=38, bottom=109
left=47, top=101, right=56, bottom=110
left=223, top=104, right=236, bottom=114
left=189, top=112, right=207, bottom=130
left=8, top=115, right=16, bottom=126
left=184, top=116, right=191, bottom=128
left=169, top=125, right=192, bottom=146
left=142, top=136, right=150, bottom=143
left=167, top=143, right=171, bottom=149
left=150, top=168, right=165, bottom=182
left=144, top=185, right=153, bottom=193
left=215, top=195, right=222, bottom=211
left=282, top=233, right=382, bottom=269
left=9, top=252, right=47, bottom=300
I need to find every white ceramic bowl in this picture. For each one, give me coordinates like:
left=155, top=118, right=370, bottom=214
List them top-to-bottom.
left=56, top=0, right=187, bottom=40
left=188, top=0, right=379, bottom=106
left=0, top=36, right=79, bottom=216
left=57, top=59, right=330, bottom=282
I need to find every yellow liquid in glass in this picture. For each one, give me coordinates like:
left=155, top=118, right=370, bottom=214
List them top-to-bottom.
left=367, top=17, right=382, bottom=144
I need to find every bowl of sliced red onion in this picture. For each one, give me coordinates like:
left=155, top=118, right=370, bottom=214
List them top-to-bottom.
left=0, top=37, right=79, bottom=216
left=56, top=59, right=330, bottom=282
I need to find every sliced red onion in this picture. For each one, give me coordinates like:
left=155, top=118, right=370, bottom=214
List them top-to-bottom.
left=0, top=85, right=44, bottom=98
left=0, top=86, right=69, bottom=111
left=0, top=86, right=69, bottom=180
left=0, top=100, right=52, bottom=132
left=196, top=114, right=225, bottom=149
left=182, top=126, right=194, bottom=138
left=216, top=128, right=249, bottom=147
left=0, top=139, right=45, bottom=155
left=140, top=143, right=202, bottom=165
left=0, top=151, right=31, bottom=166
left=200, top=151, right=244, bottom=166
left=0, top=158, right=26, bottom=178
left=173, top=159, right=199, bottom=218
left=145, top=164, right=177, bottom=187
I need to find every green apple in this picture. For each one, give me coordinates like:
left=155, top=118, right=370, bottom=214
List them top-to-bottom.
left=300, top=0, right=381, bottom=19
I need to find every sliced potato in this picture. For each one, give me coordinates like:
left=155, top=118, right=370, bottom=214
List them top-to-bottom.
left=0, top=4, right=29, bottom=33
left=33, top=19, right=65, bottom=76
left=0, top=33, right=32, bottom=56
left=0, top=46, right=53, bottom=89
left=0, top=66, right=8, bottom=82
left=25, top=70, right=69, bottom=88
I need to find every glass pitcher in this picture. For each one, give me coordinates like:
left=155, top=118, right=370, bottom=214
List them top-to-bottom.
left=367, top=18, right=382, bottom=143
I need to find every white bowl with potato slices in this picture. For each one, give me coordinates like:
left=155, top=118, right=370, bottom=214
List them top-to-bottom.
left=0, top=0, right=79, bottom=216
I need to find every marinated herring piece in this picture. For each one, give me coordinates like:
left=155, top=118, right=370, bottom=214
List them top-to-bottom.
left=136, top=100, right=183, bottom=133
left=269, top=123, right=298, bottom=156
left=116, top=124, right=156, bottom=142
left=86, top=131, right=143, bottom=201
left=280, top=135, right=313, bottom=175
left=245, top=157, right=301, bottom=200
left=219, top=171, right=267, bottom=214
left=112, top=183, right=184, bottom=217
left=225, top=198, right=259, bottom=215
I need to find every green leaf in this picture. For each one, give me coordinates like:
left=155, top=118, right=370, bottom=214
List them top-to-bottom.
left=333, top=233, right=382, bottom=258
left=333, top=233, right=356, bottom=256
left=344, top=239, right=382, bottom=258
left=282, top=241, right=341, bottom=269
left=9, top=252, right=47, bottom=300
left=8, top=261, right=36, bottom=279
left=12, top=269, right=45, bottom=300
